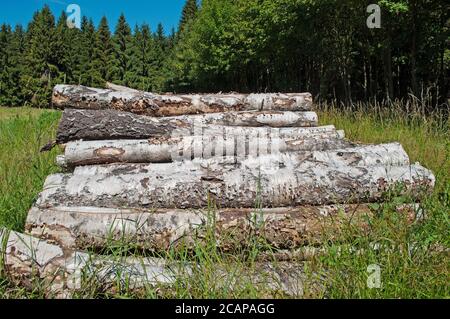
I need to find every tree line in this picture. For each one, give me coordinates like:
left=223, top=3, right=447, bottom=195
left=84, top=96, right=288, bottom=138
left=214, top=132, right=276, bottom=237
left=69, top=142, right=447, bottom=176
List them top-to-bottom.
left=0, top=0, right=448, bottom=109
left=0, top=4, right=179, bottom=107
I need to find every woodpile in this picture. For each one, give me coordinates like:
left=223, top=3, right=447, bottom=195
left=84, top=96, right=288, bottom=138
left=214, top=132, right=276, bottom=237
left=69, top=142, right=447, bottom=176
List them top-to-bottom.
left=1, top=84, right=435, bottom=297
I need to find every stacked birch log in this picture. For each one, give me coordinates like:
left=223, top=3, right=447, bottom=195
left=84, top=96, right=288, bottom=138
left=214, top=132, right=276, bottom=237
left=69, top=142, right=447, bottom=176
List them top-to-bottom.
left=0, top=83, right=436, bottom=297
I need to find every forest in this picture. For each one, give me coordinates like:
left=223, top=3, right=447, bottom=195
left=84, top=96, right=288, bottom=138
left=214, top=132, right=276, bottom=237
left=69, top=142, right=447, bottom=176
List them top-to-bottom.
left=0, top=0, right=448, bottom=109
left=0, top=0, right=449, bottom=299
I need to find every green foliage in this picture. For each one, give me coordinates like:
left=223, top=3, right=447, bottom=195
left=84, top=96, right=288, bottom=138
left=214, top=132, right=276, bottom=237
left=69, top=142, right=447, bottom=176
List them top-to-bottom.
left=167, top=0, right=448, bottom=107
left=179, top=0, right=199, bottom=33
left=0, top=2, right=447, bottom=108
left=21, top=6, right=59, bottom=107
left=111, top=14, right=132, bottom=85
left=92, top=16, right=113, bottom=87
left=73, top=17, right=94, bottom=86
left=0, top=24, right=26, bottom=106
left=128, top=24, right=160, bottom=91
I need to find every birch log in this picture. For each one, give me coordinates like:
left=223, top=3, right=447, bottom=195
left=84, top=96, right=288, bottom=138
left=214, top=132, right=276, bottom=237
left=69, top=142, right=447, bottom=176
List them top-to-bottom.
left=52, top=85, right=313, bottom=116
left=56, top=109, right=320, bottom=144
left=60, top=136, right=358, bottom=166
left=59, top=139, right=396, bottom=167
left=35, top=147, right=434, bottom=209
left=25, top=204, right=418, bottom=253
left=0, top=228, right=309, bottom=298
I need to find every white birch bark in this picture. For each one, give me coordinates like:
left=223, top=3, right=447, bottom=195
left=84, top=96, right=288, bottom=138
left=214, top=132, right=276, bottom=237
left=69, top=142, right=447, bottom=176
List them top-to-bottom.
left=52, top=85, right=313, bottom=116
left=60, top=135, right=358, bottom=166
left=35, top=145, right=434, bottom=209
left=25, top=204, right=418, bottom=252
left=0, top=228, right=309, bottom=298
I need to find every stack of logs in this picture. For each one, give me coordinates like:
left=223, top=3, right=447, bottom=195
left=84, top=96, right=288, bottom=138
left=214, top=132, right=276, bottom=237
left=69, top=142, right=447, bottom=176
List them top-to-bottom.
left=0, top=83, right=435, bottom=297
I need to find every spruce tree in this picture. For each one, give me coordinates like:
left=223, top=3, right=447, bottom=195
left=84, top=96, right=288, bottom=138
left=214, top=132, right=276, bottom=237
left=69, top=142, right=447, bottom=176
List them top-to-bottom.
left=179, top=0, right=198, bottom=34
left=22, top=6, right=57, bottom=106
left=54, top=11, right=70, bottom=83
left=112, top=14, right=132, bottom=85
left=92, top=16, right=113, bottom=87
left=77, top=17, right=96, bottom=86
left=152, top=23, right=168, bottom=91
left=154, top=23, right=166, bottom=50
left=0, top=24, right=12, bottom=105
left=128, top=24, right=155, bottom=91
left=5, top=25, right=26, bottom=105
left=126, top=25, right=141, bottom=88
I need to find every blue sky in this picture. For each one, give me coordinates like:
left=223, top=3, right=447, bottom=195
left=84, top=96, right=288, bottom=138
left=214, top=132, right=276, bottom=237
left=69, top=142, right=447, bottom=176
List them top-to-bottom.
left=0, top=0, right=186, bottom=33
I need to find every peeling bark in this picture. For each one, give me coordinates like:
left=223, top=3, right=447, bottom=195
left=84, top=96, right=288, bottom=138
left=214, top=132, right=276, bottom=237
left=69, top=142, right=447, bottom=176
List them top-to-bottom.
left=52, top=85, right=313, bottom=116
left=56, top=109, right=321, bottom=144
left=60, top=136, right=358, bottom=166
left=35, top=145, right=434, bottom=209
left=25, top=204, right=418, bottom=253
left=0, top=228, right=310, bottom=298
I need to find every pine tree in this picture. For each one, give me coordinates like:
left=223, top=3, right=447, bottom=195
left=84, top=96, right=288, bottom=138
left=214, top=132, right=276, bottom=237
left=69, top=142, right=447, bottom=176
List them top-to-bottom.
left=179, top=0, right=198, bottom=34
left=111, top=14, right=132, bottom=85
left=92, top=16, right=113, bottom=87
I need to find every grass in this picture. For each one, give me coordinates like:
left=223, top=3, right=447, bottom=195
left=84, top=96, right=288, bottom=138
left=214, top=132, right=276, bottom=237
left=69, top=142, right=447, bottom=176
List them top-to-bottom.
left=316, top=101, right=449, bottom=298
left=0, top=102, right=448, bottom=299
left=0, top=107, right=61, bottom=231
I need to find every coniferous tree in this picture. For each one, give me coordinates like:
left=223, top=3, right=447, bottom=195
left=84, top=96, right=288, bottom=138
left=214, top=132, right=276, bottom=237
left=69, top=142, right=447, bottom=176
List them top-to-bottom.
left=178, top=0, right=198, bottom=34
left=0, top=1, right=447, bottom=108
left=22, top=6, right=57, bottom=106
left=54, top=11, right=70, bottom=84
left=112, top=14, right=132, bottom=85
left=92, top=16, right=113, bottom=87
left=77, top=17, right=96, bottom=86
left=152, top=23, right=168, bottom=91
left=154, top=23, right=166, bottom=50
left=0, top=24, right=12, bottom=105
left=128, top=24, right=155, bottom=91
left=4, top=25, right=26, bottom=105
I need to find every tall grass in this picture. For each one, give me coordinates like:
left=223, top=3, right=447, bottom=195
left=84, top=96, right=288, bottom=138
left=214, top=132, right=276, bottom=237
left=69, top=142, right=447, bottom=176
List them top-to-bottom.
left=315, top=101, right=449, bottom=298
left=0, top=102, right=448, bottom=299
left=0, top=107, right=61, bottom=231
